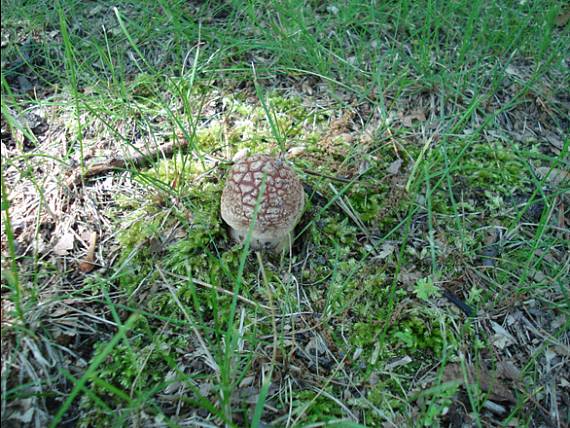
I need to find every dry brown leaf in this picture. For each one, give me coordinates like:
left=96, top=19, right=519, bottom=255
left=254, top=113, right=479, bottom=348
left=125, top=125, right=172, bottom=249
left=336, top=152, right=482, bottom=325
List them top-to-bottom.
left=555, top=11, right=570, bottom=27
left=301, top=80, right=314, bottom=95
left=399, top=110, right=426, bottom=127
left=286, top=146, right=306, bottom=158
left=387, top=158, right=403, bottom=175
left=535, top=167, right=569, bottom=186
left=78, top=231, right=97, bottom=273
left=53, top=232, right=75, bottom=255
left=374, top=242, right=396, bottom=260
left=398, top=269, right=422, bottom=286
left=491, top=320, right=517, bottom=349
left=498, top=361, right=522, bottom=382
left=443, top=363, right=516, bottom=403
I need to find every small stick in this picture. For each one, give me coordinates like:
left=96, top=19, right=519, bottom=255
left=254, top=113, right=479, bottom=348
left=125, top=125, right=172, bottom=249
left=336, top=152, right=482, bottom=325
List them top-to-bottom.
left=66, top=138, right=191, bottom=187
left=442, top=289, right=475, bottom=317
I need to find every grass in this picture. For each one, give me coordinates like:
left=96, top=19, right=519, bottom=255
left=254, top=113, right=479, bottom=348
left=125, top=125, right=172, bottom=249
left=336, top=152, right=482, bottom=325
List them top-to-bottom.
left=1, top=0, right=569, bottom=426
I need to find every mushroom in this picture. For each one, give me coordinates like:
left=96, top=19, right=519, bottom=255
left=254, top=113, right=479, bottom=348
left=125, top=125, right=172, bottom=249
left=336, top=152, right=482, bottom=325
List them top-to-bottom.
left=221, top=154, right=305, bottom=252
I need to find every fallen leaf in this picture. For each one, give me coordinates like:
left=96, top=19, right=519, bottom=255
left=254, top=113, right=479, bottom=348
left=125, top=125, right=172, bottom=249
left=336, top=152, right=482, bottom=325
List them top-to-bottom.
left=88, top=4, right=104, bottom=16
left=327, top=5, right=339, bottom=15
left=555, top=11, right=570, bottom=27
left=505, top=65, right=523, bottom=78
left=18, top=76, right=33, bottom=93
left=301, top=81, right=313, bottom=95
left=399, top=110, right=426, bottom=127
left=544, top=131, right=563, bottom=151
left=287, top=146, right=306, bottom=158
left=232, top=148, right=249, bottom=162
left=387, top=159, right=403, bottom=175
left=535, top=167, right=569, bottom=186
left=78, top=231, right=97, bottom=273
left=53, top=232, right=75, bottom=255
left=374, top=242, right=395, bottom=259
left=399, top=269, right=422, bottom=286
left=490, top=321, right=517, bottom=349
left=305, top=336, right=327, bottom=355
left=498, top=361, right=521, bottom=382
left=443, top=363, right=516, bottom=403
left=239, top=375, right=255, bottom=388
left=199, top=382, right=214, bottom=397
left=7, top=407, right=34, bottom=424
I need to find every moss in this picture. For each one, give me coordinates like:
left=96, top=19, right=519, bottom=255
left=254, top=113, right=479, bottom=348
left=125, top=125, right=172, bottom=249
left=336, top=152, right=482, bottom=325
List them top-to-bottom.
left=85, top=87, right=468, bottom=425
left=191, top=92, right=325, bottom=158
left=196, top=123, right=224, bottom=151
left=461, top=142, right=530, bottom=194
left=347, top=187, right=383, bottom=222
left=164, top=188, right=223, bottom=266
left=115, top=212, right=169, bottom=294
left=347, top=273, right=456, bottom=360
left=390, top=317, right=445, bottom=352
left=78, top=320, right=192, bottom=427
left=292, top=390, right=345, bottom=423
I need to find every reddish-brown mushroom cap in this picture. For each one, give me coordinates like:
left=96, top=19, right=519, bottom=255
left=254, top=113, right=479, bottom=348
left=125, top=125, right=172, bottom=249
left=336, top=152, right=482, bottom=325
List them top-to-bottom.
left=221, top=154, right=305, bottom=251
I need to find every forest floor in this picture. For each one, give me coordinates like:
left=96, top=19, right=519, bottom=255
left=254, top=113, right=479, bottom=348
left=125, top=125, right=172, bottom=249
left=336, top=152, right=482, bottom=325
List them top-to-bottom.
left=1, top=1, right=569, bottom=427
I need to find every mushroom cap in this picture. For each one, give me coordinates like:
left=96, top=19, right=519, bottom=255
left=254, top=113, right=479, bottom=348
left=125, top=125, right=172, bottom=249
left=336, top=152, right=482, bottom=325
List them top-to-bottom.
left=221, top=154, right=304, bottom=247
